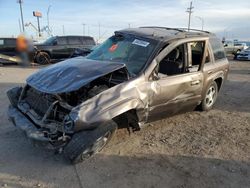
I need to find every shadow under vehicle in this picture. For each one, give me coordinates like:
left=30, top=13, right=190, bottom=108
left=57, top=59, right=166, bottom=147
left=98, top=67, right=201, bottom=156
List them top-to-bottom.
left=7, top=27, right=229, bottom=164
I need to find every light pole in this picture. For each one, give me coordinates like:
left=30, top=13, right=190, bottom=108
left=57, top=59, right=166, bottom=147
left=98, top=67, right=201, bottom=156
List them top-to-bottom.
left=17, top=0, right=25, bottom=32
left=186, top=1, right=194, bottom=31
left=47, top=5, right=52, bottom=36
left=196, top=16, right=204, bottom=31
left=82, top=23, right=86, bottom=36
left=62, top=25, right=65, bottom=35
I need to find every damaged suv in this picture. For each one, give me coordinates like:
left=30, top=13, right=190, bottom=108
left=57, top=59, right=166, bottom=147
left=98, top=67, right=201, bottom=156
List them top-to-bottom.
left=7, top=27, right=229, bottom=164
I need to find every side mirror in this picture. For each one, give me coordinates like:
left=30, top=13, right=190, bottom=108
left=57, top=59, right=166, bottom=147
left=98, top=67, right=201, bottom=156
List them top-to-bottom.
left=224, top=44, right=228, bottom=47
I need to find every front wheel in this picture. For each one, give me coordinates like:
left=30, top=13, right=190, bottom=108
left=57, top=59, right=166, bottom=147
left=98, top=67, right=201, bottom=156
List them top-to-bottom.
left=35, top=52, right=50, bottom=65
left=200, top=81, right=218, bottom=111
left=64, top=120, right=117, bottom=164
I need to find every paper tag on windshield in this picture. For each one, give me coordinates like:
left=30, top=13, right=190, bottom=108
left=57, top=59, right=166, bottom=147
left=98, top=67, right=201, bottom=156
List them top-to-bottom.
left=132, top=39, right=150, bottom=47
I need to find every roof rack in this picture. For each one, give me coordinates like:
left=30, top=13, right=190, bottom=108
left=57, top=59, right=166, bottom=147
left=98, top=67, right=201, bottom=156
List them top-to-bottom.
left=140, top=26, right=211, bottom=34
left=140, top=26, right=185, bottom=33
left=176, top=28, right=211, bottom=34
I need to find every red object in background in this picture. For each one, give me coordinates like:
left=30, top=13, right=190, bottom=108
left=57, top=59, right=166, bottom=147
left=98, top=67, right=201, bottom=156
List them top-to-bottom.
left=109, top=44, right=118, bottom=52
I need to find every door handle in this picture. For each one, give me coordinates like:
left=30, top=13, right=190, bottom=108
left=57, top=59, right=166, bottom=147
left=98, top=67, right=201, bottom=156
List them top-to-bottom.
left=208, top=70, right=213, bottom=74
left=191, top=80, right=200, bottom=86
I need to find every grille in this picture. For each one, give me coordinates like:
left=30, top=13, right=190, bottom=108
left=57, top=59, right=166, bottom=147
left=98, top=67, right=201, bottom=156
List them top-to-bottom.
left=24, top=88, right=56, bottom=116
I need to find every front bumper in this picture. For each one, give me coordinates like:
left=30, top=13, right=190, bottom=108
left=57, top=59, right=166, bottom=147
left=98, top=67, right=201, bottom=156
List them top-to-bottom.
left=8, top=105, right=54, bottom=149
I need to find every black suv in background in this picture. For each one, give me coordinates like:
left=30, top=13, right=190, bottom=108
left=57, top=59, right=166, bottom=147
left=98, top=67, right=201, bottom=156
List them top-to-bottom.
left=35, top=36, right=96, bottom=64
left=0, top=38, right=17, bottom=56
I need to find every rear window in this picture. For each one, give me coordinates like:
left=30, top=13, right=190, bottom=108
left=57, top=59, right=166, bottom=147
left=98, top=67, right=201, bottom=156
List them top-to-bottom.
left=209, top=38, right=226, bottom=61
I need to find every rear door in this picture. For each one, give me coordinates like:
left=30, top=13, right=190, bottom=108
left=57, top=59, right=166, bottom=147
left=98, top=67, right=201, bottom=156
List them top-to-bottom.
left=67, top=36, right=82, bottom=56
left=52, top=37, right=69, bottom=58
left=147, top=40, right=207, bottom=122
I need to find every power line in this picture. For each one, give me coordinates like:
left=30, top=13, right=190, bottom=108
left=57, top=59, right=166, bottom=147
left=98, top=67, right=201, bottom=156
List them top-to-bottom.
left=186, top=1, right=194, bottom=31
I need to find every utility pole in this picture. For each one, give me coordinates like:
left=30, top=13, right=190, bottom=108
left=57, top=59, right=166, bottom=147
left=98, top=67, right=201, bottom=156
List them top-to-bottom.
left=17, top=0, right=25, bottom=32
left=186, top=1, right=194, bottom=31
left=47, top=5, right=52, bottom=36
left=196, top=16, right=204, bottom=31
left=18, top=19, right=22, bottom=33
left=82, top=23, right=86, bottom=36
left=98, top=23, right=101, bottom=41
left=128, top=23, right=131, bottom=28
left=62, top=25, right=65, bottom=35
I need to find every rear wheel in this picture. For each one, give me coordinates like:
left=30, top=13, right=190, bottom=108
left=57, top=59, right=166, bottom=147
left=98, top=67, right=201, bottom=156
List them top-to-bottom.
left=36, top=52, right=50, bottom=65
left=200, top=81, right=218, bottom=111
left=64, top=120, right=117, bottom=164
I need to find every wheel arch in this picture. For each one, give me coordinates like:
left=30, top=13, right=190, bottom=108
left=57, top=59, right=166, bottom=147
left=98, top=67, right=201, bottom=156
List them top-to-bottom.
left=214, top=77, right=223, bottom=91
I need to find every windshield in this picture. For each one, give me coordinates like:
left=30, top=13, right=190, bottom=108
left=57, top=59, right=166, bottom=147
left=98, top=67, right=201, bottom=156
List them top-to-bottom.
left=86, top=34, right=157, bottom=75
left=43, top=36, right=56, bottom=45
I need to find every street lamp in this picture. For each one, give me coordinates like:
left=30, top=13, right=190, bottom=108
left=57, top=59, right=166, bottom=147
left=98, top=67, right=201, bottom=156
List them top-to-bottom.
left=196, top=16, right=204, bottom=31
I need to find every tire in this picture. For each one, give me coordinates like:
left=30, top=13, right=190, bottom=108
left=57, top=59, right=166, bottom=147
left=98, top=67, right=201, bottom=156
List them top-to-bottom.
left=35, top=52, right=50, bottom=65
left=200, top=81, right=218, bottom=111
left=64, top=120, right=117, bottom=164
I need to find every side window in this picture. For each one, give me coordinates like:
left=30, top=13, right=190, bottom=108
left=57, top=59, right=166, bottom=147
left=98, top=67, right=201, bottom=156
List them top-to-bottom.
left=57, top=37, right=68, bottom=45
left=68, top=37, right=82, bottom=45
left=82, top=38, right=95, bottom=45
left=209, top=38, right=226, bottom=61
left=0, top=39, right=4, bottom=45
left=5, top=39, right=16, bottom=46
left=188, top=41, right=205, bottom=72
left=158, top=44, right=185, bottom=76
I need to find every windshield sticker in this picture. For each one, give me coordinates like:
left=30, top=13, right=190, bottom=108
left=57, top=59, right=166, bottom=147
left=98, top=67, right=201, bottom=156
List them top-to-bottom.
left=132, top=39, right=150, bottom=47
left=109, top=44, right=118, bottom=52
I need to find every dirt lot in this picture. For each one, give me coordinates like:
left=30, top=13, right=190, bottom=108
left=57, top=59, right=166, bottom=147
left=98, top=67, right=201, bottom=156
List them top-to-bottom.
left=0, top=60, right=249, bottom=188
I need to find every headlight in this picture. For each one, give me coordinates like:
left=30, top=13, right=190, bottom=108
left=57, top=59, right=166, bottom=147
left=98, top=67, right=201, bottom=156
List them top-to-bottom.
left=63, top=115, right=74, bottom=132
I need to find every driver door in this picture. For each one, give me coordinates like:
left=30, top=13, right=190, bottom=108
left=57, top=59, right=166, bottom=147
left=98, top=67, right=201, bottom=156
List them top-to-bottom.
left=147, top=41, right=205, bottom=122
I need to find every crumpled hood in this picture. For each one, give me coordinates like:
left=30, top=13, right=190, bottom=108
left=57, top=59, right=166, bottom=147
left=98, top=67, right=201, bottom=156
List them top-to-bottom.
left=27, top=57, right=126, bottom=94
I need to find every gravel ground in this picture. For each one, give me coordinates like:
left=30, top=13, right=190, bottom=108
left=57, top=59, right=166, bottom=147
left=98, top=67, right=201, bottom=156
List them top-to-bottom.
left=0, top=60, right=249, bottom=188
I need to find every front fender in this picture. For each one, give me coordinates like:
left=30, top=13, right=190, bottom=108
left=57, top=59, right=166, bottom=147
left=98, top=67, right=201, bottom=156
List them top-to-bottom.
left=70, top=79, right=147, bottom=131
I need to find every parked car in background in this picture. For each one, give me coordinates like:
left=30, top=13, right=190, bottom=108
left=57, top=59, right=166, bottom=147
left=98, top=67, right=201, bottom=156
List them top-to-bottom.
left=7, top=27, right=229, bottom=164
left=34, top=36, right=96, bottom=64
left=0, top=38, right=17, bottom=56
left=224, top=41, right=248, bottom=57
left=236, top=47, right=250, bottom=60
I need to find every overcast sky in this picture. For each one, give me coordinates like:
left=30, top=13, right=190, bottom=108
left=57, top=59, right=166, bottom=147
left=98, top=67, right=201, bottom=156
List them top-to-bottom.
left=0, top=0, right=250, bottom=41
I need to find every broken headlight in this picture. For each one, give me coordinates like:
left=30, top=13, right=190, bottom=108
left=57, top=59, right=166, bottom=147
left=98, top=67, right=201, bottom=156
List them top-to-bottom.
left=63, top=115, right=74, bottom=133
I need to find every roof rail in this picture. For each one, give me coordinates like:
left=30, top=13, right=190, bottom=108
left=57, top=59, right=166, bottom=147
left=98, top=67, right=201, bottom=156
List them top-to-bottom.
left=140, top=26, right=185, bottom=33
left=176, top=28, right=211, bottom=34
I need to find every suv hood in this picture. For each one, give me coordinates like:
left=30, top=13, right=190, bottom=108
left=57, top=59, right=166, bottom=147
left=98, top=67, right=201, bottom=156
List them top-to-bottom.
left=27, top=57, right=127, bottom=94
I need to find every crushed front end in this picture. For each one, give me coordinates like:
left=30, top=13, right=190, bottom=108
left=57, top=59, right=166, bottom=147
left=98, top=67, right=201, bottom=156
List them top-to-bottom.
left=7, top=86, right=74, bottom=150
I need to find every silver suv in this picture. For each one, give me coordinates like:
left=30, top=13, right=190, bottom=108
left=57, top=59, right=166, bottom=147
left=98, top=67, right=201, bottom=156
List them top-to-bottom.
left=7, top=27, right=229, bottom=164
